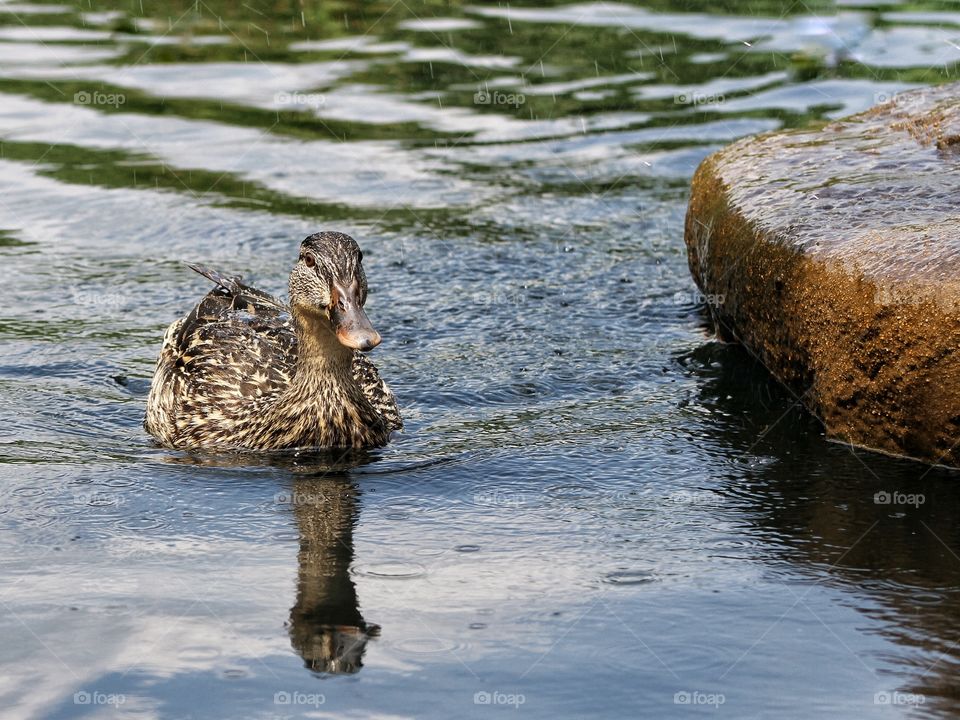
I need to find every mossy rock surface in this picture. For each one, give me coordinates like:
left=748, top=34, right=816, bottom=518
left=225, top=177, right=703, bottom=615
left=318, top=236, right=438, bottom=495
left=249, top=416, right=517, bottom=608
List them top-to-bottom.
left=685, top=81, right=960, bottom=467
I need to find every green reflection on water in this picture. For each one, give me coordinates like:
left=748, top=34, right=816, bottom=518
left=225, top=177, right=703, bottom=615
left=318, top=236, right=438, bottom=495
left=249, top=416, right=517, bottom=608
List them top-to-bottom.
left=0, top=0, right=957, bottom=217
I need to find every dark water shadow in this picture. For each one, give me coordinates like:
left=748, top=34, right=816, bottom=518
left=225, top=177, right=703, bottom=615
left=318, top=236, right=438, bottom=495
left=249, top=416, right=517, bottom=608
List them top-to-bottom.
left=686, top=338, right=960, bottom=714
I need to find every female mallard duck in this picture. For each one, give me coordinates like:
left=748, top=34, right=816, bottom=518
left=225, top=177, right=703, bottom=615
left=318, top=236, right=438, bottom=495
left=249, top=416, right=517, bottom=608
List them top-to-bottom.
left=145, top=231, right=402, bottom=451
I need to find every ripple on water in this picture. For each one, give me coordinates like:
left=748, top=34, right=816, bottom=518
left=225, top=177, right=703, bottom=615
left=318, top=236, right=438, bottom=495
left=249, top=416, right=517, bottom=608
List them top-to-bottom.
left=101, top=476, right=139, bottom=489
left=544, top=483, right=600, bottom=501
left=11, top=486, right=45, bottom=498
left=84, top=493, right=127, bottom=508
left=375, top=493, right=455, bottom=519
left=34, top=497, right=88, bottom=519
left=379, top=498, right=432, bottom=521
left=116, top=515, right=167, bottom=532
left=268, top=531, right=301, bottom=543
left=707, top=536, right=764, bottom=553
left=413, top=547, right=446, bottom=558
left=353, top=561, right=427, bottom=579
left=603, top=569, right=659, bottom=586
left=861, top=579, right=950, bottom=607
left=911, top=592, right=946, bottom=607
left=391, top=637, right=467, bottom=655
left=594, top=637, right=738, bottom=679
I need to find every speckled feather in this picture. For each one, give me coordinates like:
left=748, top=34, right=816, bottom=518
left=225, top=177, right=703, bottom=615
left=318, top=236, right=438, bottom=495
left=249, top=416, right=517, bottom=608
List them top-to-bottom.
left=145, top=258, right=402, bottom=451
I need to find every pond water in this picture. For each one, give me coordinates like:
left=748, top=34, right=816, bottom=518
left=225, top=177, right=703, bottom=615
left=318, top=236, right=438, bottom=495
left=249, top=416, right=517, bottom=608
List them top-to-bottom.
left=1, top=0, right=960, bottom=717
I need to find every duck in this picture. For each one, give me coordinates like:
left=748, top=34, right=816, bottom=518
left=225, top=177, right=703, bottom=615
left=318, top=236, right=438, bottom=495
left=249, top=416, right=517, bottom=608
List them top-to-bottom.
left=144, top=231, right=402, bottom=451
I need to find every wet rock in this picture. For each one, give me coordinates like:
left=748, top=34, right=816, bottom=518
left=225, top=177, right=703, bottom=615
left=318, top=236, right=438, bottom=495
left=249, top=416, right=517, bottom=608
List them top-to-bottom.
left=684, top=81, right=960, bottom=467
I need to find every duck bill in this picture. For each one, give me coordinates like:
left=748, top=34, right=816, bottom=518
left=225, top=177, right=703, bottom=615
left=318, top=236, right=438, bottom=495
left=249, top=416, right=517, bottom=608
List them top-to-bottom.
left=331, top=284, right=381, bottom=352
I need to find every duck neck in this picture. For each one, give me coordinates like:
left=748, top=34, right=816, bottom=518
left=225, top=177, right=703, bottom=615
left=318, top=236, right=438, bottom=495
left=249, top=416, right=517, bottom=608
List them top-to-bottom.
left=268, top=305, right=386, bottom=449
left=290, top=306, right=356, bottom=385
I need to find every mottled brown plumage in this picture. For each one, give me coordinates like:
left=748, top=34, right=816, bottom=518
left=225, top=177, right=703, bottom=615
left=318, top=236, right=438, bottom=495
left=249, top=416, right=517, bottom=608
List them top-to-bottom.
left=145, top=232, right=402, bottom=451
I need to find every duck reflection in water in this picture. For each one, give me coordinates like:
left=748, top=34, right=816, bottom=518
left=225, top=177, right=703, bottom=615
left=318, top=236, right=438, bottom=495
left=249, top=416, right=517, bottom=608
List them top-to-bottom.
left=166, top=450, right=381, bottom=674
left=287, top=473, right=379, bottom=674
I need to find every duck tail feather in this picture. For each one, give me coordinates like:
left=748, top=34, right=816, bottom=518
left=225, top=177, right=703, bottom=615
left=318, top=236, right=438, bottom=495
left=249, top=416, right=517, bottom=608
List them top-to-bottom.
left=186, top=262, right=287, bottom=310
left=187, top=262, right=244, bottom=295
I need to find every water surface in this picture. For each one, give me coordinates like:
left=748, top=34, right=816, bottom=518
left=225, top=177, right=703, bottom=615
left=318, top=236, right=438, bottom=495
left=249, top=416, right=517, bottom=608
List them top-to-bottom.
left=1, top=0, right=960, bottom=717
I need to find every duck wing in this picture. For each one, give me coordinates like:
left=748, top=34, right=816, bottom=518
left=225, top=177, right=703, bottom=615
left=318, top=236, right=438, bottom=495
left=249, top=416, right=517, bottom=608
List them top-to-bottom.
left=172, top=264, right=296, bottom=393
left=145, top=265, right=298, bottom=444
left=352, top=351, right=403, bottom=432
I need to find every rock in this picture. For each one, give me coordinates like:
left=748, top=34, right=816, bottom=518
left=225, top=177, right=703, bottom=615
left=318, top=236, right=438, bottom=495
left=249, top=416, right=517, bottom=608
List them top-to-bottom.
left=684, top=81, right=960, bottom=467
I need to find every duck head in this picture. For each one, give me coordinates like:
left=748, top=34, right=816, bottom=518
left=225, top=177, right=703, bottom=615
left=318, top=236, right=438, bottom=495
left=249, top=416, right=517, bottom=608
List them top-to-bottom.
left=288, top=231, right=381, bottom=352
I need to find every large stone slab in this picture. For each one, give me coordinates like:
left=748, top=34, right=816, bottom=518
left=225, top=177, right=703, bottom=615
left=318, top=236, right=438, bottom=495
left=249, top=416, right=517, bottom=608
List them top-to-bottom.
left=685, top=81, right=960, bottom=466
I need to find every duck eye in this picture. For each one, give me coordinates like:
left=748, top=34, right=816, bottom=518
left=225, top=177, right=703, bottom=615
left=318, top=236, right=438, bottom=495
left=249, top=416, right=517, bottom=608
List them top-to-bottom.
left=303, top=254, right=315, bottom=268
